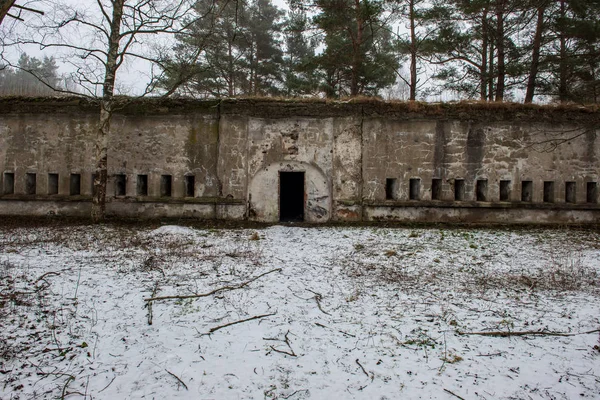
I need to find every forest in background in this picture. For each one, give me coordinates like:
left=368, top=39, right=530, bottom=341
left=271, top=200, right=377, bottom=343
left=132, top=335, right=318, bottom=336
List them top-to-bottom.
left=1, top=0, right=600, bottom=104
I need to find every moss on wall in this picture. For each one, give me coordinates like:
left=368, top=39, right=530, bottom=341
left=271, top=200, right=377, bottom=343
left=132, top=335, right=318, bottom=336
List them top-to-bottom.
left=1, top=96, right=599, bottom=124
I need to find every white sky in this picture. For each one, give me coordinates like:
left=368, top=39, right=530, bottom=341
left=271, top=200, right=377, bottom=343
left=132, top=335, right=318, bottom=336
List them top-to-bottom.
left=1, top=0, right=293, bottom=96
left=1, top=0, right=447, bottom=100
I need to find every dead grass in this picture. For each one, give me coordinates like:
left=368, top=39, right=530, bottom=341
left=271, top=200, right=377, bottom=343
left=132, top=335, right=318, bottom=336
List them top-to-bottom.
left=343, top=246, right=598, bottom=294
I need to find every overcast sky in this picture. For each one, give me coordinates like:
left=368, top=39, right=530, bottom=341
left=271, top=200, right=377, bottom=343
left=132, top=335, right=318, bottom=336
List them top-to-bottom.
left=1, top=0, right=294, bottom=96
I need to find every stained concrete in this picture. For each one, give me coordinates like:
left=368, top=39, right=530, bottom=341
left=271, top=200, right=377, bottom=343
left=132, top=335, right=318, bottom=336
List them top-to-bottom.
left=1, top=97, right=599, bottom=224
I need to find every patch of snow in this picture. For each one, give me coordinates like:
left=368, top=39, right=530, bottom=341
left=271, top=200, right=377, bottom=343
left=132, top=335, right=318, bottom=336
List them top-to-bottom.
left=0, top=225, right=599, bottom=399
left=149, top=225, right=198, bottom=236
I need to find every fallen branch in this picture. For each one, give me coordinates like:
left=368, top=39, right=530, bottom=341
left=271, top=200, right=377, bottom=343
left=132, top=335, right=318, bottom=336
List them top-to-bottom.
left=144, top=268, right=282, bottom=302
left=34, top=271, right=60, bottom=285
left=147, top=282, right=160, bottom=326
left=306, top=289, right=330, bottom=315
left=205, top=312, right=276, bottom=335
left=314, top=322, right=355, bottom=338
left=458, top=328, right=600, bottom=338
left=268, top=330, right=297, bottom=357
left=270, top=345, right=296, bottom=357
left=476, top=352, right=504, bottom=357
left=355, top=359, right=373, bottom=381
left=166, top=369, right=188, bottom=391
left=60, top=375, right=75, bottom=400
left=98, top=375, right=116, bottom=393
left=444, top=388, right=465, bottom=400
left=281, top=389, right=309, bottom=398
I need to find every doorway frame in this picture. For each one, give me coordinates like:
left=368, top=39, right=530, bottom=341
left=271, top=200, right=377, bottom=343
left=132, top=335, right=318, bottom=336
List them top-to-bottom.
left=279, top=170, right=305, bottom=222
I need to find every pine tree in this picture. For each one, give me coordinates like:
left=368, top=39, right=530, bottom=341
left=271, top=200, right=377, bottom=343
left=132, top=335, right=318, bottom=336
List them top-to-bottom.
left=162, top=0, right=285, bottom=97
left=240, top=0, right=285, bottom=96
left=311, top=0, right=398, bottom=97
left=395, top=0, right=440, bottom=100
left=542, top=0, right=600, bottom=103
left=282, top=9, right=320, bottom=96
left=0, top=53, right=60, bottom=96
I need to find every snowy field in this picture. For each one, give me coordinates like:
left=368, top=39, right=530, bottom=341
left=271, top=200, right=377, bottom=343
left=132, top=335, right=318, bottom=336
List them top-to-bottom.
left=1, top=223, right=599, bottom=400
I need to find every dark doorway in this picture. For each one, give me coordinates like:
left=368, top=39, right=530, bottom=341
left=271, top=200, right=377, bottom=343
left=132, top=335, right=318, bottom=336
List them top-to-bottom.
left=280, top=172, right=305, bottom=222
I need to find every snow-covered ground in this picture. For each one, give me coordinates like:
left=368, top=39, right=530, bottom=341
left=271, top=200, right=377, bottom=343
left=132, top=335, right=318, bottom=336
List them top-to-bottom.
left=1, top=224, right=599, bottom=399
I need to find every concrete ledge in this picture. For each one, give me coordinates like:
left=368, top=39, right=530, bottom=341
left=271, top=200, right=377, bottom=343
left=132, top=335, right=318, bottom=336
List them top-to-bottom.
left=0, top=195, right=244, bottom=205
left=0, top=198, right=246, bottom=220
left=0, top=200, right=92, bottom=217
left=364, top=200, right=600, bottom=211
left=364, top=205, right=600, bottom=224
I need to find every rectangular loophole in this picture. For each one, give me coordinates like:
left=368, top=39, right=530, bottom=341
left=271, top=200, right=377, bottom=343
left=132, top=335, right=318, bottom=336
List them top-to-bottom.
left=3, top=172, right=14, bottom=195
left=26, top=173, right=36, bottom=195
left=48, top=173, right=59, bottom=195
left=70, top=174, right=81, bottom=196
left=114, top=174, right=126, bottom=196
left=137, top=175, right=148, bottom=196
left=160, top=175, right=172, bottom=197
left=185, top=175, right=195, bottom=197
left=385, top=178, right=397, bottom=200
left=409, top=178, right=420, bottom=200
left=431, top=178, right=442, bottom=200
left=454, top=179, right=465, bottom=201
left=476, top=179, right=488, bottom=201
left=499, top=180, right=511, bottom=201
left=521, top=181, right=532, bottom=202
left=543, top=181, right=554, bottom=203
left=565, top=181, right=576, bottom=203
left=587, top=182, right=598, bottom=204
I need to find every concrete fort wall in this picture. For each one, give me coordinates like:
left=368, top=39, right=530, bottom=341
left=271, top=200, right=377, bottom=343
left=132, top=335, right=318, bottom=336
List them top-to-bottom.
left=1, top=97, right=599, bottom=224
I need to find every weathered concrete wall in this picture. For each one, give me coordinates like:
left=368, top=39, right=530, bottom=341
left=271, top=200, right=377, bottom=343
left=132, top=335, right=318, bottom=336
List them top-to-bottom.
left=1, top=97, right=599, bottom=224
left=110, top=113, right=220, bottom=198
left=245, top=117, right=333, bottom=222
left=361, top=119, right=600, bottom=203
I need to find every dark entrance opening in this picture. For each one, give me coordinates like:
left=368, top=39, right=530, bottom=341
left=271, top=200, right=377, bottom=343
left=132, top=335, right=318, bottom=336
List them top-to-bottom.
left=280, top=171, right=305, bottom=222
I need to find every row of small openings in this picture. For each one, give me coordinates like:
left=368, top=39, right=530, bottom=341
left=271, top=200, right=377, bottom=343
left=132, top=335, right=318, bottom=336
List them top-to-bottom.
left=2, top=172, right=196, bottom=197
left=2, top=172, right=84, bottom=195
left=385, top=178, right=599, bottom=204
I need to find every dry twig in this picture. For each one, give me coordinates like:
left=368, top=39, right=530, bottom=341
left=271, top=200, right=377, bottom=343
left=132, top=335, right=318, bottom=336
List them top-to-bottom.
left=144, top=268, right=282, bottom=302
left=147, top=281, right=160, bottom=326
left=306, top=289, right=330, bottom=315
left=205, top=312, right=276, bottom=335
left=314, top=322, right=355, bottom=337
left=458, top=328, right=600, bottom=338
left=268, top=330, right=297, bottom=357
left=355, top=359, right=373, bottom=381
left=166, top=369, right=188, bottom=390
left=60, top=375, right=75, bottom=400
left=98, top=375, right=116, bottom=393
left=444, top=388, right=465, bottom=400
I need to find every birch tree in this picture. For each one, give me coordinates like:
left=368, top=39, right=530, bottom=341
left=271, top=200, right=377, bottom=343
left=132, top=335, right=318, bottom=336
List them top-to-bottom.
left=7, top=0, right=197, bottom=221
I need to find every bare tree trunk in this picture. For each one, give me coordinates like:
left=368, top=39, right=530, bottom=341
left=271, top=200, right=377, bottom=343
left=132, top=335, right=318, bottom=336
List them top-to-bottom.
left=0, top=0, right=16, bottom=25
left=91, top=0, right=124, bottom=223
left=350, top=0, right=363, bottom=97
left=409, top=0, right=417, bottom=101
left=494, top=0, right=505, bottom=102
left=558, top=0, right=568, bottom=102
left=525, top=6, right=544, bottom=103
left=480, top=8, right=489, bottom=101
left=228, top=41, right=234, bottom=96
left=250, top=41, right=256, bottom=96
left=488, top=41, right=494, bottom=101
left=92, top=103, right=110, bottom=223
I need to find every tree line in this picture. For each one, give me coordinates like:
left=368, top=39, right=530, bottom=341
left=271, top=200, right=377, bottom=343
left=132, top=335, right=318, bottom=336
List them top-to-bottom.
left=1, top=0, right=598, bottom=222
left=2, top=0, right=599, bottom=103
left=157, top=0, right=600, bottom=104
left=0, top=54, right=65, bottom=96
